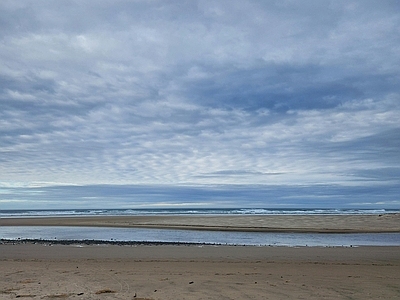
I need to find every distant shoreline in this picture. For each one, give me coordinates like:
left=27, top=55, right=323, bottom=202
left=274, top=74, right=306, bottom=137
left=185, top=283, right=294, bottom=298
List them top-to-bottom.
left=1, top=214, right=399, bottom=233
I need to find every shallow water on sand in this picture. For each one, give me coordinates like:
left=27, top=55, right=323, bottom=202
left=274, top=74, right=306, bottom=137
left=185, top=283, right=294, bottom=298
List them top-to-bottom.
left=2, top=226, right=400, bottom=247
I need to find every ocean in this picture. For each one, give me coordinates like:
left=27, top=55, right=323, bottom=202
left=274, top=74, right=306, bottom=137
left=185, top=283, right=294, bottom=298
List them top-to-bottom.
left=1, top=208, right=400, bottom=247
left=1, top=208, right=397, bottom=217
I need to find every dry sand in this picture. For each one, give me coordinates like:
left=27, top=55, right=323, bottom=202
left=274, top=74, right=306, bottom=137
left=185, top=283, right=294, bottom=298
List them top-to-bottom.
left=1, top=213, right=400, bottom=232
left=1, top=244, right=399, bottom=299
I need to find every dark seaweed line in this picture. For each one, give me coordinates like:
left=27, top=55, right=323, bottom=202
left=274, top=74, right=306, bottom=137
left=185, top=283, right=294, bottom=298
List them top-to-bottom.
left=0, top=238, right=233, bottom=246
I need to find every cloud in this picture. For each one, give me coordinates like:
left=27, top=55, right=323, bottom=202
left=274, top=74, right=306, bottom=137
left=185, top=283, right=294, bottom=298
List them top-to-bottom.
left=0, top=0, right=399, bottom=208
left=1, top=183, right=399, bottom=210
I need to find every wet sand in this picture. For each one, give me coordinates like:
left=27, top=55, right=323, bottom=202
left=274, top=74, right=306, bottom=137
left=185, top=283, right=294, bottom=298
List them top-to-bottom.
left=1, top=213, right=400, bottom=232
left=1, top=244, right=399, bottom=299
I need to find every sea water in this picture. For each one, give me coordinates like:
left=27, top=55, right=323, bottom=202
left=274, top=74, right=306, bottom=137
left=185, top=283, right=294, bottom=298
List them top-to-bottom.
left=1, top=208, right=399, bottom=246
left=1, top=208, right=397, bottom=217
left=1, top=226, right=400, bottom=247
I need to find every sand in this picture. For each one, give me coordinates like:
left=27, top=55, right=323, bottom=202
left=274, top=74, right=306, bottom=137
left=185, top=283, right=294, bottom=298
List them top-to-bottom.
left=1, top=213, right=400, bottom=232
left=1, top=215, right=400, bottom=299
left=1, top=244, right=400, bottom=299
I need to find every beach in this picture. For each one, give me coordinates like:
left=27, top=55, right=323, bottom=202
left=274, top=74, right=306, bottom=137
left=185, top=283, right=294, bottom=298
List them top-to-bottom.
left=1, top=213, right=400, bottom=233
left=1, top=214, right=400, bottom=299
left=1, top=244, right=400, bottom=299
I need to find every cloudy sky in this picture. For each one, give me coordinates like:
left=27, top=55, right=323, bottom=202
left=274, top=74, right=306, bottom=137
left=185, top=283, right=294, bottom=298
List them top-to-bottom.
left=1, top=0, right=399, bottom=209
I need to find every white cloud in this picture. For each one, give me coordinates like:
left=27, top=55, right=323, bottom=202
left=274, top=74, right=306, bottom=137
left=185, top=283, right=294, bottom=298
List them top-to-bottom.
left=0, top=0, right=399, bottom=208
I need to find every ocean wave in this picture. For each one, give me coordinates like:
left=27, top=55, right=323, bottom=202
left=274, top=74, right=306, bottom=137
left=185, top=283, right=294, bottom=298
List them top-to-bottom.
left=0, top=208, right=396, bottom=217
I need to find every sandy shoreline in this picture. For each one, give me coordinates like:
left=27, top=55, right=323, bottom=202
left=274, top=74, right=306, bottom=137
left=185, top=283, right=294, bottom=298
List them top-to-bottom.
left=1, top=213, right=400, bottom=233
left=2, top=214, right=400, bottom=298
left=1, top=244, right=399, bottom=299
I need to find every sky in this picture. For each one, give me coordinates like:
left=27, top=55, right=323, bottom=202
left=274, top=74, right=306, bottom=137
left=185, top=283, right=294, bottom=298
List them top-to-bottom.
left=1, top=0, right=399, bottom=209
